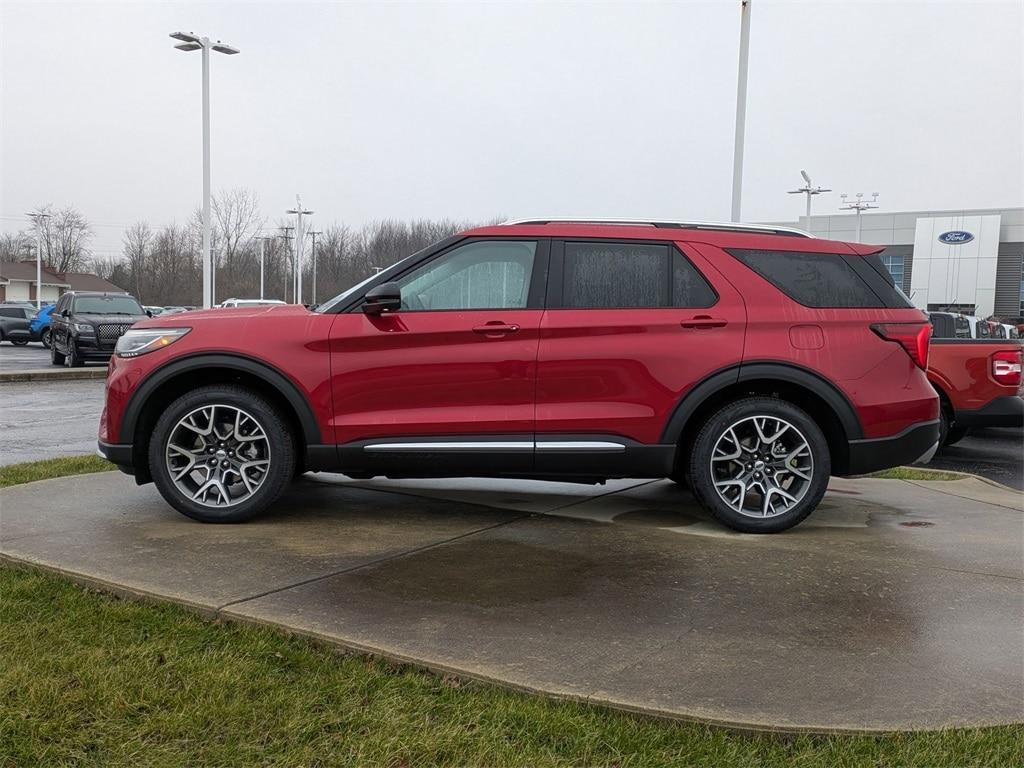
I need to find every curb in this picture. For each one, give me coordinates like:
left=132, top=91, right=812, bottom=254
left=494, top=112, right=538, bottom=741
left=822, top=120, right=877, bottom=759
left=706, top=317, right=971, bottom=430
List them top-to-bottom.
left=0, top=368, right=107, bottom=383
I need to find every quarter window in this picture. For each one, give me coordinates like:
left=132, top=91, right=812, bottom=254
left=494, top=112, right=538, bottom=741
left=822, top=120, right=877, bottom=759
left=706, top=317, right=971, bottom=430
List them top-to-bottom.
left=395, top=240, right=537, bottom=311
left=561, top=242, right=716, bottom=309
left=728, top=249, right=886, bottom=308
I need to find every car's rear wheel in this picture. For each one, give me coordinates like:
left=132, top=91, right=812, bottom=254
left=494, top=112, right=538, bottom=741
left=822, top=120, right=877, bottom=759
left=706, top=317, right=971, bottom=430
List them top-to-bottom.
left=41, top=328, right=52, bottom=348
left=12, top=339, right=28, bottom=346
left=50, top=341, right=66, bottom=366
left=149, top=385, right=296, bottom=523
left=688, top=397, right=830, bottom=533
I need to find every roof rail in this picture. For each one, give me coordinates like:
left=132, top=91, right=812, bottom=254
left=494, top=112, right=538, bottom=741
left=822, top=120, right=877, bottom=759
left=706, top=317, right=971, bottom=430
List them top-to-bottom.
left=500, top=217, right=814, bottom=238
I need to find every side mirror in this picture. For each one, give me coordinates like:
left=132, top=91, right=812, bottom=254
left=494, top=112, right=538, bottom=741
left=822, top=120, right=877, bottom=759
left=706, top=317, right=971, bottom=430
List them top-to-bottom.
left=362, top=282, right=402, bottom=315
left=61, top=309, right=70, bottom=317
left=146, top=310, right=153, bottom=317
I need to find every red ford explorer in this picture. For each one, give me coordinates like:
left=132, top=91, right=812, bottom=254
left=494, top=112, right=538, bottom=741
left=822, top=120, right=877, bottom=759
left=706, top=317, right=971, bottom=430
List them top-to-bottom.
left=97, top=219, right=940, bottom=533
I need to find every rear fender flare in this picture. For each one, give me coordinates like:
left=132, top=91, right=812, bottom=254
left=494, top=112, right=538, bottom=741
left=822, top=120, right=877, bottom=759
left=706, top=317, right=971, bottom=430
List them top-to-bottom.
left=660, top=362, right=863, bottom=443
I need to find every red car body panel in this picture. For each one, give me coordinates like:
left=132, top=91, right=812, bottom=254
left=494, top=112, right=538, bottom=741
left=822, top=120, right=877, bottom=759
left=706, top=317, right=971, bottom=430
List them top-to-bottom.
left=535, top=246, right=746, bottom=444
left=327, top=309, right=542, bottom=442
left=928, top=340, right=1024, bottom=426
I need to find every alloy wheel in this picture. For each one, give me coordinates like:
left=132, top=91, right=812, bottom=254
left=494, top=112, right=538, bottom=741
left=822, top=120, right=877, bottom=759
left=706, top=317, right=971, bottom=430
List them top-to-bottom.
left=165, top=404, right=272, bottom=508
left=709, top=415, right=814, bottom=518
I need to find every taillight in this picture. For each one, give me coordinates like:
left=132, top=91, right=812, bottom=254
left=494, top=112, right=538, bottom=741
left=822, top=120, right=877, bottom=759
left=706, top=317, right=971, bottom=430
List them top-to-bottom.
left=871, top=322, right=932, bottom=370
left=991, top=350, right=1022, bottom=386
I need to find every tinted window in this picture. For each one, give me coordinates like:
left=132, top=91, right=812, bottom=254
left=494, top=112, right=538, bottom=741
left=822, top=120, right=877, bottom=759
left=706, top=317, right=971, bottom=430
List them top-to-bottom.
left=396, top=240, right=536, bottom=311
left=561, top=242, right=715, bottom=309
left=728, top=249, right=884, bottom=308
left=73, top=296, right=144, bottom=315
left=0, top=308, right=20, bottom=318
left=929, top=314, right=954, bottom=338
left=954, top=316, right=971, bottom=339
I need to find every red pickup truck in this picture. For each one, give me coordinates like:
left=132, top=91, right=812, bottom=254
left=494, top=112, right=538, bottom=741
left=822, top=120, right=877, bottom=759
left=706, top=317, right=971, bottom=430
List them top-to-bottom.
left=927, top=335, right=1023, bottom=447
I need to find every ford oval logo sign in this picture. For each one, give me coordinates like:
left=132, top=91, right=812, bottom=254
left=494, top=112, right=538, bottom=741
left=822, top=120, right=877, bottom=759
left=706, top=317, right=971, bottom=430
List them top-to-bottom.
left=938, top=230, right=974, bottom=245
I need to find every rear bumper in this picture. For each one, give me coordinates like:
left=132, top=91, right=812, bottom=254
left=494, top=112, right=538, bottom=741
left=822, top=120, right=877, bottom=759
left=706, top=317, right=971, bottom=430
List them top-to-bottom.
left=954, top=396, right=1024, bottom=429
left=842, top=419, right=941, bottom=476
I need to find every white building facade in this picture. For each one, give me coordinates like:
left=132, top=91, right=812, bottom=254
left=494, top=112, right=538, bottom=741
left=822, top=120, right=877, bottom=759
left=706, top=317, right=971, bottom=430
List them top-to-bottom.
left=776, top=207, right=1024, bottom=319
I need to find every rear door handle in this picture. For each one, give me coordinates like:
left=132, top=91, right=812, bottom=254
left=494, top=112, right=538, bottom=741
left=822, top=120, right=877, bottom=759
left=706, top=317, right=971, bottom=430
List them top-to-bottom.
left=680, top=315, right=727, bottom=329
left=472, top=322, right=520, bottom=337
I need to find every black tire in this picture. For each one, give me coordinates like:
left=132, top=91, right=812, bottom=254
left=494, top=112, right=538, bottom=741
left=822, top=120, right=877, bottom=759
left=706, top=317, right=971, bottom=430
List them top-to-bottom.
left=41, top=328, right=52, bottom=349
left=12, top=339, right=28, bottom=346
left=65, top=339, right=84, bottom=367
left=50, top=341, right=66, bottom=366
left=149, top=385, right=296, bottom=523
left=688, top=397, right=830, bottom=534
left=944, top=425, right=970, bottom=447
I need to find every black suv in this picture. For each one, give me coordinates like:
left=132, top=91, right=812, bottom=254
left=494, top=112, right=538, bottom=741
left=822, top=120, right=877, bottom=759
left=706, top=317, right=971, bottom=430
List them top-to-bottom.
left=50, top=292, right=149, bottom=366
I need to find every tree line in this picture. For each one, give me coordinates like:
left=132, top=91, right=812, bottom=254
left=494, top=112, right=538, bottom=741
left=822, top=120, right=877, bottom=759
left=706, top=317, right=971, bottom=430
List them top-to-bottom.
left=2, top=190, right=486, bottom=306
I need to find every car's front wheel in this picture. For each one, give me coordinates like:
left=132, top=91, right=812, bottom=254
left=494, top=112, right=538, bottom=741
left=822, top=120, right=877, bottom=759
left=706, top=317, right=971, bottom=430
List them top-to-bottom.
left=149, top=385, right=296, bottom=523
left=688, top=397, right=830, bottom=533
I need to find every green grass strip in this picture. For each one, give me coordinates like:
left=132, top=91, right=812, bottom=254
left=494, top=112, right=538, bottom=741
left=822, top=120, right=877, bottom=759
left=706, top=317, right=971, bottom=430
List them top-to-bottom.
left=0, top=454, right=114, bottom=489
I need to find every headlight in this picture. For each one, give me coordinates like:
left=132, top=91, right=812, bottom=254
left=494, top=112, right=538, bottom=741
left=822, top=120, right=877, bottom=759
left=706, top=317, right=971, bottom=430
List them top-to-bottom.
left=74, top=323, right=94, bottom=333
left=115, top=328, right=191, bottom=358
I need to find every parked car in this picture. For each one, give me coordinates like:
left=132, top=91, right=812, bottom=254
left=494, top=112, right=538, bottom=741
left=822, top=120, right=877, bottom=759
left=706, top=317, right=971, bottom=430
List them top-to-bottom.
left=97, top=219, right=940, bottom=533
left=49, top=291, right=149, bottom=367
left=218, top=298, right=287, bottom=308
left=29, top=303, right=57, bottom=348
left=0, top=305, right=41, bottom=345
left=144, top=306, right=165, bottom=316
left=927, top=316, right=1023, bottom=445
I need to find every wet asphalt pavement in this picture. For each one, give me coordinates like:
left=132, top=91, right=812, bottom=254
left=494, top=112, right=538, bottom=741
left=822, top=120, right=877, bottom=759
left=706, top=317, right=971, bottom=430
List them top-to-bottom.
left=0, top=342, right=106, bottom=371
left=0, top=379, right=106, bottom=465
left=929, top=427, right=1024, bottom=490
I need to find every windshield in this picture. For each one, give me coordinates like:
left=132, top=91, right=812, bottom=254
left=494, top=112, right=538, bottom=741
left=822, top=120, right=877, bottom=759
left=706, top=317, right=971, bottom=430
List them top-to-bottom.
left=74, top=296, right=144, bottom=315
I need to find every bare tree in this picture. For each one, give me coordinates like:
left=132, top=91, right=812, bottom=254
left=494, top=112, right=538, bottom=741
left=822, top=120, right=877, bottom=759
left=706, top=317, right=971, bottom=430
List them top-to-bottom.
left=32, top=204, right=93, bottom=272
left=122, top=222, right=152, bottom=300
left=0, top=231, right=33, bottom=262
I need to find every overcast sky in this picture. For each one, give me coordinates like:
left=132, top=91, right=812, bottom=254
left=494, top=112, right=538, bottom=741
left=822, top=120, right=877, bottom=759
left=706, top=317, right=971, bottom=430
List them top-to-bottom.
left=2, top=0, right=1021, bottom=258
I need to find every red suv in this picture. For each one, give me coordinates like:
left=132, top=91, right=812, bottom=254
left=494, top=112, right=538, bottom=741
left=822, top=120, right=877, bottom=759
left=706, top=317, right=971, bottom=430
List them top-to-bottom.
left=97, top=220, right=939, bottom=533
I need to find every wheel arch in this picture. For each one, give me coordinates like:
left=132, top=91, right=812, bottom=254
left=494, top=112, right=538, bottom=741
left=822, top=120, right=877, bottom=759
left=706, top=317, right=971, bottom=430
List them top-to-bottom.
left=121, top=353, right=321, bottom=476
left=662, top=362, right=863, bottom=476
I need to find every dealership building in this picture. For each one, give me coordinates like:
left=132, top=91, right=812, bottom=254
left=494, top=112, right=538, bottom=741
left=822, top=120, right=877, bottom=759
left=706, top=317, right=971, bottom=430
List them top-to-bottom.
left=777, top=206, right=1024, bottom=319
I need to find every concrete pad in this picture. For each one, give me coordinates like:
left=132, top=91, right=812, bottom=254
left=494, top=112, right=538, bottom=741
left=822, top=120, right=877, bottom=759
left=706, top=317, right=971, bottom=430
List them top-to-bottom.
left=1, top=471, right=1021, bottom=732
left=0, top=474, right=520, bottom=608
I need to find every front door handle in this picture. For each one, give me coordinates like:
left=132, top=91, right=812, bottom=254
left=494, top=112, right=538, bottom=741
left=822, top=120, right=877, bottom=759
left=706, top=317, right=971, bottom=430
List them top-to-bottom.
left=681, top=315, right=727, bottom=329
left=472, top=322, right=520, bottom=337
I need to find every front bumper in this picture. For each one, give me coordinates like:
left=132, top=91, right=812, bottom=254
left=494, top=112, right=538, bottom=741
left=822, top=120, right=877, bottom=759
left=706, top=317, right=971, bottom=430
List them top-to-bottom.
left=74, top=336, right=115, bottom=359
left=954, top=396, right=1024, bottom=429
left=843, top=419, right=941, bottom=476
left=97, top=440, right=135, bottom=475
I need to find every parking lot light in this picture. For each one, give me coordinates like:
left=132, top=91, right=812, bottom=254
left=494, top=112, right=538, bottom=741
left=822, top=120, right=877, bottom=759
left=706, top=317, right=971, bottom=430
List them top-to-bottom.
left=169, top=31, right=240, bottom=310
left=25, top=210, right=51, bottom=309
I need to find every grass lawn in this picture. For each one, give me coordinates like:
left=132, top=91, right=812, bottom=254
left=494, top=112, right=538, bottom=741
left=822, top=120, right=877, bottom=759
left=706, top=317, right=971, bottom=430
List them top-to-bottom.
left=1, top=460, right=1019, bottom=767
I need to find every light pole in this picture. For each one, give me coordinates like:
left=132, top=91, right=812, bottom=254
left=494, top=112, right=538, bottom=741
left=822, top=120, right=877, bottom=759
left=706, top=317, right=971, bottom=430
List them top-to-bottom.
left=730, top=0, right=753, bottom=222
left=169, top=31, right=239, bottom=309
left=787, top=170, right=831, bottom=232
left=839, top=192, right=879, bottom=243
left=286, top=196, right=314, bottom=305
left=25, top=211, right=51, bottom=308
left=278, top=227, right=294, bottom=302
left=308, top=230, right=322, bottom=305
left=255, top=236, right=270, bottom=299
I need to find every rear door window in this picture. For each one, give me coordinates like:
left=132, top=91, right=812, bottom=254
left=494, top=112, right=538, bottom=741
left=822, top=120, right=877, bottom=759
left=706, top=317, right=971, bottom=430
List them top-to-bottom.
left=559, top=241, right=716, bottom=309
left=727, top=249, right=896, bottom=308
